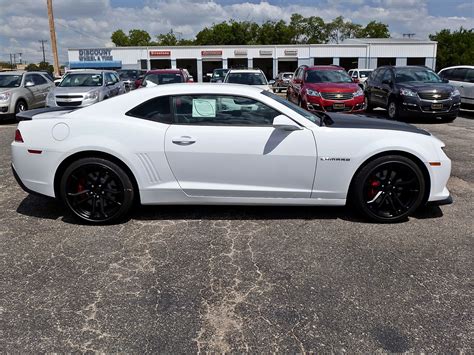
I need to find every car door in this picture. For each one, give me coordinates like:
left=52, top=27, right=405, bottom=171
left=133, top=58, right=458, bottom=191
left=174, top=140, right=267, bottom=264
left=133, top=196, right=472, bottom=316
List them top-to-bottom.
left=288, top=68, right=301, bottom=103
left=370, top=68, right=386, bottom=106
left=379, top=68, right=394, bottom=107
left=463, top=68, right=474, bottom=101
left=104, top=72, right=118, bottom=97
left=23, top=74, right=41, bottom=108
left=31, top=74, right=51, bottom=107
left=164, top=94, right=317, bottom=198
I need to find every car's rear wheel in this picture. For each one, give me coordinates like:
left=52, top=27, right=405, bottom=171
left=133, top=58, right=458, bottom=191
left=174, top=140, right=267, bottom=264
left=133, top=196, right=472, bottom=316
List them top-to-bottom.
left=387, top=99, right=399, bottom=119
left=351, top=155, right=426, bottom=223
left=59, top=157, right=134, bottom=224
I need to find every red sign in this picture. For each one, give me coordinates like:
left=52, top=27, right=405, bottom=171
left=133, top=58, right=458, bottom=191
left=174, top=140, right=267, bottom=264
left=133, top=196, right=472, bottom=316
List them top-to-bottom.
left=150, top=50, right=171, bottom=57
left=201, top=50, right=222, bottom=56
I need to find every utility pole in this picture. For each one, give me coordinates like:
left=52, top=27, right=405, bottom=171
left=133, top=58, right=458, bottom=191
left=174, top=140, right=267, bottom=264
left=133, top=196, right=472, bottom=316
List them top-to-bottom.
left=47, top=0, right=60, bottom=77
left=39, top=40, right=48, bottom=63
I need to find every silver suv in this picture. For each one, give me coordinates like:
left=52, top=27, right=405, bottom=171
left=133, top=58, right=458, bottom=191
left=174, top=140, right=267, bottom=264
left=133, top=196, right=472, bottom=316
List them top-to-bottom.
left=47, top=70, right=125, bottom=108
left=0, top=71, right=55, bottom=120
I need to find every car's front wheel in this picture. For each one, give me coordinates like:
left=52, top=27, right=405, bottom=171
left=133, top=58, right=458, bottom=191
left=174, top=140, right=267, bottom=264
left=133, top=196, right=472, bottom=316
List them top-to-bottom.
left=387, top=99, right=399, bottom=120
left=351, top=155, right=426, bottom=223
left=59, top=157, right=135, bottom=224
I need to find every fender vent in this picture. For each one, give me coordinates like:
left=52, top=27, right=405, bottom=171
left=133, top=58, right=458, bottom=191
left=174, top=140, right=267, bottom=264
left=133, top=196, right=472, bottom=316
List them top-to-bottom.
left=136, top=153, right=160, bottom=183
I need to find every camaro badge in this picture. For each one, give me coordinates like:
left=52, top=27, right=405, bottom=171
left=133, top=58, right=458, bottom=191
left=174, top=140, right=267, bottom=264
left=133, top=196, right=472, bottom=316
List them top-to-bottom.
left=320, top=157, right=351, bottom=161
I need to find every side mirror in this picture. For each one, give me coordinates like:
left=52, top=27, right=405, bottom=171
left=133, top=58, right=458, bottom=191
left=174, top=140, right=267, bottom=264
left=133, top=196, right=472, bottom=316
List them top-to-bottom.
left=442, top=78, right=449, bottom=83
left=382, top=79, right=392, bottom=86
left=268, top=80, right=276, bottom=85
left=25, top=81, right=35, bottom=87
left=54, top=81, right=60, bottom=86
left=106, top=81, right=114, bottom=86
left=273, top=115, right=302, bottom=131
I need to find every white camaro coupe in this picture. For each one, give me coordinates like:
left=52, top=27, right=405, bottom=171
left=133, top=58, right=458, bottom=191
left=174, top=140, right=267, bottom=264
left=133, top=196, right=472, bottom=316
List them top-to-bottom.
left=12, top=84, right=452, bottom=223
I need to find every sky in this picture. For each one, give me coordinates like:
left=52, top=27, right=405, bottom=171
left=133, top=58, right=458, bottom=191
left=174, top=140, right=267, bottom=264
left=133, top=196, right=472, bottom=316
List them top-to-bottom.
left=0, top=0, right=472, bottom=64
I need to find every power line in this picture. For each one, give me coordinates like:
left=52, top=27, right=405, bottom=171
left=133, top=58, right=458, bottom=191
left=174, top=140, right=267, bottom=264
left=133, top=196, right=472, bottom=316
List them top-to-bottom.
left=39, top=40, right=48, bottom=62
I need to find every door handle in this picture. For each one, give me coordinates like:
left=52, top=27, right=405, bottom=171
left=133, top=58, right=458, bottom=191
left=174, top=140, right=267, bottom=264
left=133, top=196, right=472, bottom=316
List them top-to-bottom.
left=172, top=136, right=196, bottom=145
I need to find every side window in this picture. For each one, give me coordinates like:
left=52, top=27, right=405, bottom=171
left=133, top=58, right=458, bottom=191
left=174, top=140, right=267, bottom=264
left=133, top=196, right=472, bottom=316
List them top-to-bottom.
left=293, top=68, right=301, bottom=80
left=451, top=68, right=468, bottom=82
left=298, top=69, right=305, bottom=80
left=372, top=69, right=384, bottom=82
left=382, top=69, right=392, bottom=83
left=439, top=69, right=453, bottom=80
left=465, top=69, right=474, bottom=83
left=105, top=73, right=115, bottom=84
left=112, top=73, right=120, bottom=83
left=24, top=74, right=34, bottom=86
left=33, top=74, right=47, bottom=85
left=173, top=95, right=280, bottom=126
left=125, top=96, right=173, bottom=124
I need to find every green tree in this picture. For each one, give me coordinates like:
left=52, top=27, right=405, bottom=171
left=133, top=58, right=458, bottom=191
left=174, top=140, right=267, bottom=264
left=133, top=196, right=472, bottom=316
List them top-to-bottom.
left=326, top=16, right=362, bottom=43
left=357, top=21, right=390, bottom=38
left=430, top=27, right=474, bottom=70
left=111, top=29, right=129, bottom=46
left=128, top=29, right=152, bottom=46
left=157, top=30, right=178, bottom=46
left=38, top=61, right=54, bottom=74
left=25, top=63, right=39, bottom=71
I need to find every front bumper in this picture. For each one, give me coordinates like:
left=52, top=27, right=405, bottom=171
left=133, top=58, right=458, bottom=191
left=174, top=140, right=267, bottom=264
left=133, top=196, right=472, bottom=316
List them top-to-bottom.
left=306, top=95, right=365, bottom=113
left=399, top=96, right=461, bottom=118
left=0, top=103, right=13, bottom=115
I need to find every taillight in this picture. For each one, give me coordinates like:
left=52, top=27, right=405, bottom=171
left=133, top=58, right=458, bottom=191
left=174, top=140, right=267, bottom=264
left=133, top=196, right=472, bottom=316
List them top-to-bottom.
left=15, top=129, right=24, bottom=143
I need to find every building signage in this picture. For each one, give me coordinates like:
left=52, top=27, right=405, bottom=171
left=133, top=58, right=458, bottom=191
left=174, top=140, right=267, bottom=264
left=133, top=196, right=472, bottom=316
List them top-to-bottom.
left=78, top=48, right=113, bottom=61
left=234, top=49, right=247, bottom=55
left=284, top=49, right=298, bottom=56
left=150, top=50, right=171, bottom=57
left=201, top=50, right=222, bottom=56
left=259, top=50, right=272, bottom=55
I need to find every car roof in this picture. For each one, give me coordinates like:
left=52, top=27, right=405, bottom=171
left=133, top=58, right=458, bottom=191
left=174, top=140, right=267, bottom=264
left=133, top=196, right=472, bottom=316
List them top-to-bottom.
left=305, top=65, right=345, bottom=71
left=439, top=65, right=474, bottom=71
left=65, top=69, right=106, bottom=74
left=146, top=69, right=182, bottom=74
left=227, top=69, right=263, bottom=73
left=0, top=71, right=24, bottom=75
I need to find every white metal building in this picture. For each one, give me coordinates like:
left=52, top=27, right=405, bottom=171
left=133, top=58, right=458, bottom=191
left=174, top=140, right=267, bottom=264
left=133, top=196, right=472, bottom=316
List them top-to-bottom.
left=67, top=38, right=437, bottom=82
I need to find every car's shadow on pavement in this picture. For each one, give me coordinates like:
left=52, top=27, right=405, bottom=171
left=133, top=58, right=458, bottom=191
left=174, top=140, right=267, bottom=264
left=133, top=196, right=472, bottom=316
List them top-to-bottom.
left=0, top=116, right=17, bottom=125
left=16, top=194, right=444, bottom=225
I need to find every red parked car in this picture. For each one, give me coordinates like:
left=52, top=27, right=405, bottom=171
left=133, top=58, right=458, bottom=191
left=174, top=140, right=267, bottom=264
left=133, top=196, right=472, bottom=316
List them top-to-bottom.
left=287, top=65, right=365, bottom=113
left=135, top=69, right=193, bottom=89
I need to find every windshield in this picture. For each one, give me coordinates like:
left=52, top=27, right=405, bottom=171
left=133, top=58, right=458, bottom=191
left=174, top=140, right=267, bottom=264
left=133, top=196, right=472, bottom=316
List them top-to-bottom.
left=395, top=68, right=443, bottom=83
left=212, top=69, right=228, bottom=78
left=118, top=70, right=140, bottom=80
left=306, top=70, right=352, bottom=83
left=359, top=71, right=372, bottom=78
left=226, top=72, right=268, bottom=85
left=59, top=73, right=103, bottom=87
left=142, top=73, right=183, bottom=86
left=0, top=74, right=22, bottom=88
left=262, top=91, right=321, bottom=125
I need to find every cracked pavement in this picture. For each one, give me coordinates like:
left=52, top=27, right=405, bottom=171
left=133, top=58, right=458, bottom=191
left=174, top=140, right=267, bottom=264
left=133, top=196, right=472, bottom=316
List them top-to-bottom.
left=0, top=114, right=472, bottom=352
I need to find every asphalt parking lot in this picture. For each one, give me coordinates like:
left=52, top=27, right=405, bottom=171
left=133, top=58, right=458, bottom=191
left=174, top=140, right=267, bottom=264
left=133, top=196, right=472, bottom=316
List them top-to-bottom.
left=1, top=111, right=472, bottom=352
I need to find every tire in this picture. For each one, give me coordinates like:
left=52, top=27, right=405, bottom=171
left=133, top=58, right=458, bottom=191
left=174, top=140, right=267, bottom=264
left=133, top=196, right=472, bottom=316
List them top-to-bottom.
left=365, top=95, right=373, bottom=113
left=387, top=99, right=399, bottom=120
left=14, top=100, right=28, bottom=120
left=351, top=155, right=426, bottom=223
left=59, top=157, right=135, bottom=224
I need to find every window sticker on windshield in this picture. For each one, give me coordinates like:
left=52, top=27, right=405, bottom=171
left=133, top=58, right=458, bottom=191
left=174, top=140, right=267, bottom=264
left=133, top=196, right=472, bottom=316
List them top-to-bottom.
left=192, top=99, right=216, bottom=118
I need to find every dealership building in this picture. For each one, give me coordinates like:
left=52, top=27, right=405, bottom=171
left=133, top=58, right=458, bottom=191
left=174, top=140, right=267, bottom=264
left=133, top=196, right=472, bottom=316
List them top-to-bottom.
left=67, top=38, right=438, bottom=82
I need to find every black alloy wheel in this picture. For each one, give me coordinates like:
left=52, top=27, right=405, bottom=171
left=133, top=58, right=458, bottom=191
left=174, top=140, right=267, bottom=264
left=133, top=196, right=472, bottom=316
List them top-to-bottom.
left=352, top=155, right=425, bottom=223
left=60, top=157, right=134, bottom=223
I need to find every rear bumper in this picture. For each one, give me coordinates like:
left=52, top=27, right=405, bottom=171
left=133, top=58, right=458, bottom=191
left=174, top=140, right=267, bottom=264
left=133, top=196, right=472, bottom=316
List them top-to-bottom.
left=12, top=164, right=49, bottom=197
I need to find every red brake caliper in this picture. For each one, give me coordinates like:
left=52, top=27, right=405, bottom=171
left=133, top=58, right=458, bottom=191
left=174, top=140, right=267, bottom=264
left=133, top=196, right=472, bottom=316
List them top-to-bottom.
left=77, top=177, right=85, bottom=193
left=367, top=179, right=381, bottom=199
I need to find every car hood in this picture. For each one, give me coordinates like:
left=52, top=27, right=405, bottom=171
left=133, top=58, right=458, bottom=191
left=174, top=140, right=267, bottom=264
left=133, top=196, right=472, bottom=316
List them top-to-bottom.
left=305, top=82, right=359, bottom=92
left=397, top=82, right=454, bottom=93
left=53, top=86, right=101, bottom=95
left=0, top=87, right=20, bottom=94
left=322, top=112, right=430, bottom=136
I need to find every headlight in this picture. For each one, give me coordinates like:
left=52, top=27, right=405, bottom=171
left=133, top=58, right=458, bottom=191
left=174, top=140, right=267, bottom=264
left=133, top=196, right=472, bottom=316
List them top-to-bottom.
left=353, top=88, right=364, bottom=97
left=399, top=88, right=417, bottom=97
left=306, top=89, right=320, bottom=97
left=451, top=89, right=460, bottom=97
left=84, top=90, right=99, bottom=100
left=0, top=92, right=11, bottom=101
